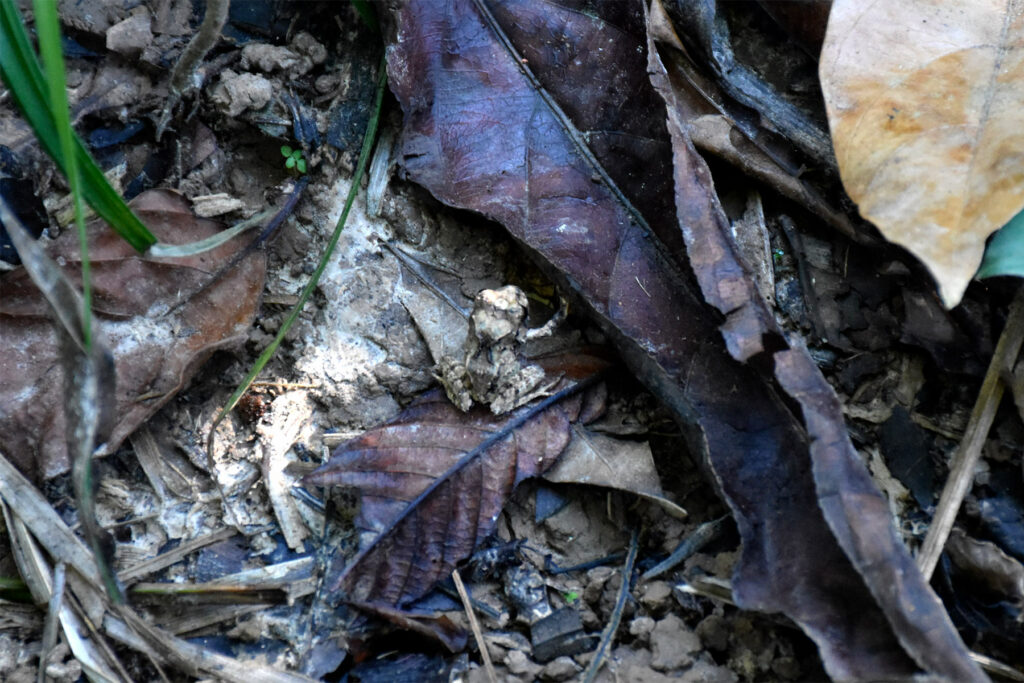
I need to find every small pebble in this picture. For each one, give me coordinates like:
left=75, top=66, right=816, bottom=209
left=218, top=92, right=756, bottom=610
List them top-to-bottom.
left=106, top=10, right=152, bottom=56
left=639, top=580, right=673, bottom=614
left=650, top=614, right=701, bottom=671
left=629, top=615, right=656, bottom=645
left=504, top=649, right=541, bottom=678
left=540, top=656, right=581, bottom=681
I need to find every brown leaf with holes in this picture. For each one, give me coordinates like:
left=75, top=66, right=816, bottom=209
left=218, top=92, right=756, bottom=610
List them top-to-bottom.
left=820, top=1, right=1024, bottom=306
left=0, top=189, right=265, bottom=480
left=303, top=359, right=607, bottom=608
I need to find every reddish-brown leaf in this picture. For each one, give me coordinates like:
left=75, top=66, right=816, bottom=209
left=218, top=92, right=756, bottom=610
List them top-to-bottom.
left=0, top=189, right=265, bottom=480
left=304, top=370, right=607, bottom=608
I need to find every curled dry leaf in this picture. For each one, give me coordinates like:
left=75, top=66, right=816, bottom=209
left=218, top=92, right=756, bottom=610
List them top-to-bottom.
left=820, top=1, right=1024, bottom=307
left=651, top=6, right=982, bottom=680
left=648, top=9, right=981, bottom=680
left=0, top=189, right=266, bottom=480
left=304, top=356, right=608, bottom=609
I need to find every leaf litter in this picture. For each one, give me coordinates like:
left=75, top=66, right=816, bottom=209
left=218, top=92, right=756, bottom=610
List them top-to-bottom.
left=3, top=1, right=1024, bottom=681
left=0, top=188, right=266, bottom=481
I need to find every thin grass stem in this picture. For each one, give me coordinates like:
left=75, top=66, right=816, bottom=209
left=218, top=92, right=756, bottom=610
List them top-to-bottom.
left=206, top=52, right=389, bottom=481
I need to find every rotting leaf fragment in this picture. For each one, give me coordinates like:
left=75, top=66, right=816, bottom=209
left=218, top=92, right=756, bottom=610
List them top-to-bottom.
left=0, top=189, right=265, bottom=480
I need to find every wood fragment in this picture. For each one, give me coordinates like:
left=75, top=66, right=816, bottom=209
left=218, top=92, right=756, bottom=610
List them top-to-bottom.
left=918, top=287, right=1024, bottom=579
left=259, top=393, right=313, bottom=551
left=2, top=502, right=125, bottom=682
left=118, top=527, right=239, bottom=584
left=452, top=569, right=497, bottom=683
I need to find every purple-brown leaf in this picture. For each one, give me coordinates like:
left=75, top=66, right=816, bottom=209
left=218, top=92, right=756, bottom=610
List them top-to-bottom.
left=647, top=14, right=983, bottom=681
left=305, top=370, right=606, bottom=608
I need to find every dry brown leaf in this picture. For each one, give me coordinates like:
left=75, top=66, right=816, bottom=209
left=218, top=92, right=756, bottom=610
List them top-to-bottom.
left=820, top=1, right=1024, bottom=306
left=0, top=189, right=265, bottom=479
left=303, top=363, right=607, bottom=609
left=543, top=426, right=687, bottom=518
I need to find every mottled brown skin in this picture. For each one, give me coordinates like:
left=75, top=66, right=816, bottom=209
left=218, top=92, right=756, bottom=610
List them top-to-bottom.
left=436, top=286, right=555, bottom=414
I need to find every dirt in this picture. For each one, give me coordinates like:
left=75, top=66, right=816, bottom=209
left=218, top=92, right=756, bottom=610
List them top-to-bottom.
left=2, top=2, right=1022, bottom=683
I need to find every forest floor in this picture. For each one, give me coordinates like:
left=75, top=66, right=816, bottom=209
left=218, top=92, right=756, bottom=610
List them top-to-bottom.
left=1, top=2, right=1023, bottom=682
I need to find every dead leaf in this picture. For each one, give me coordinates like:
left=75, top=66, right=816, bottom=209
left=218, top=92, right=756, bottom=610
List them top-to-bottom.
left=385, top=1, right=984, bottom=679
left=820, top=1, right=1024, bottom=306
left=649, top=11, right=985, bottom=680
left=0, top=189, right=265, bottom=480
left=303, top=362, right=607, bottom=608
left=543, top=426, right=687, bottom=519
left=947, top=528, right=1024, bottom=612
left=347, top=601, right=468, bottom=653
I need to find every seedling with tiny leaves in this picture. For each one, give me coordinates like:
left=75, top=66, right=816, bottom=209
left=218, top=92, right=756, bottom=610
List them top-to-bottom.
left=281, top=145, right=307, bottom=175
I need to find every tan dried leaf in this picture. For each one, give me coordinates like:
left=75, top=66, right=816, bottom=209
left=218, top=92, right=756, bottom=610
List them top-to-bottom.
left=820, top=1, right=1024, bottom=306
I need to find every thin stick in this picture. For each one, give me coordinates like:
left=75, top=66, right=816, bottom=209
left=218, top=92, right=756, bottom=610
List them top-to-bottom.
left=918, top=287, right=1024, bottom=579
left=642, top=516, right=726, bottom=581
left=582, top=526, right=640, bottom=683
left=37, top=562, right=66, bottom=683
left=451, top=569, right=497, bottom=683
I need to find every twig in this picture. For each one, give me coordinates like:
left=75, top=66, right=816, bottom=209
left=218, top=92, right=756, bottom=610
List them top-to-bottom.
left=169, top=179, right=308, bottom=315
left=918, top=286, right=1024, bottom=579
left=642, top=516, right=726, bottom=581
left=582, top=525, right=640, bottom=683
left=118, top=527, right=240, bottom=584
left=37, top=562, right=65, bottom=683
left=452, top=569, right=497, bottom=683
left=968, top=652, right=1024, bottom=682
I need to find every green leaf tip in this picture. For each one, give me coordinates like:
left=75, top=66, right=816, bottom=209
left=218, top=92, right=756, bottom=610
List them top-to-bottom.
left=978, top=207, right=1024, bottom=280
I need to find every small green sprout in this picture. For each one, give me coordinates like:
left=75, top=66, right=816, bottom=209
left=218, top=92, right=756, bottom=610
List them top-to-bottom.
left=280, top=145, right=307, bottom=175
left=563, top=590, right=579, bottom=604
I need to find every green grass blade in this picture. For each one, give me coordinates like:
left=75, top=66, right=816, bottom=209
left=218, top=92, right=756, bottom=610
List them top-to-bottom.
left=0, top=0, right=156, bottom=252
left=29, top=0, right=124, bottom=603
left=33, top=0, right=91, bottom=347
left=207, top=53, right=388, bottom=453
